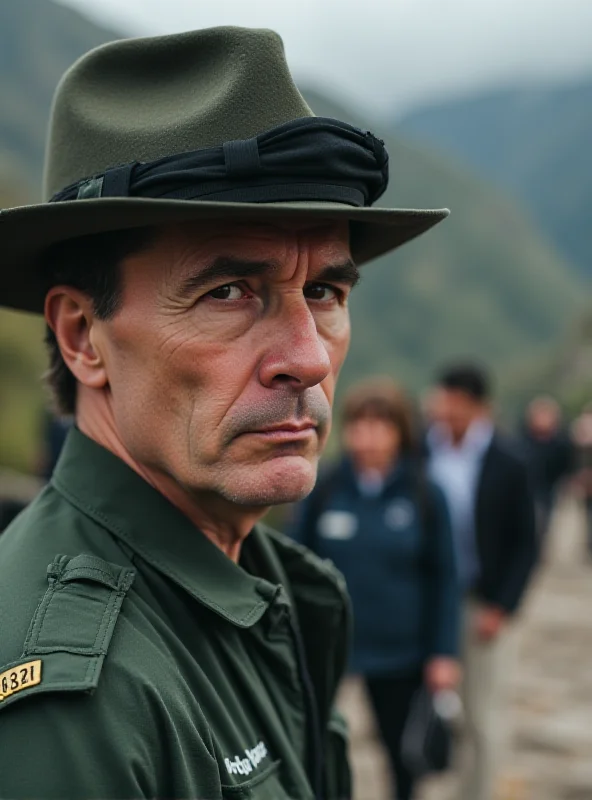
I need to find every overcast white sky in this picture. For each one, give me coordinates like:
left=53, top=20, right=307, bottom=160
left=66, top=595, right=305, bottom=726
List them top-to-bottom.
left=58, top=0, right=592, bottom=116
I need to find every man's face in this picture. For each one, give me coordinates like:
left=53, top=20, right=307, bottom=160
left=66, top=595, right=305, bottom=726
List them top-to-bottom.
left=91, top=219, right=354, bottom=506
left=436, top=388, right=485, bottom=442
left=527, top=401, right=560, bottom=438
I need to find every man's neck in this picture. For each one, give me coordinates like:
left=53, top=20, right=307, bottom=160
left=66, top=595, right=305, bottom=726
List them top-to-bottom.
left=77, top=409, right=266, bottom=563
left=449, top=415, right=493, bottom=448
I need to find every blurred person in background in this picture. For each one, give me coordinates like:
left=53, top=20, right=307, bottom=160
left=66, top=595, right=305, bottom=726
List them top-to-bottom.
left=426, top=364, right=538, bottom=800
left=291, top=377, right=461, bottom=800
left=519, top=396, right=573, bottom=541
left=571, top=404, right=592, bottom=554
left=37, top=411, right=72, bottom=482
left=0, top=413, right=70, bottom=535
left=0, top=498, right=27, bottom=534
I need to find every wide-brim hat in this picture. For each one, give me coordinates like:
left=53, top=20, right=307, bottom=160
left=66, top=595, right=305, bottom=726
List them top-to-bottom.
left=0, top=26, right=449, bottom=314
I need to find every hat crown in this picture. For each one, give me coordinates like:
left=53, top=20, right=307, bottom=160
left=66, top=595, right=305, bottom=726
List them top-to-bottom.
left=43, top=26, right=313, bottom=200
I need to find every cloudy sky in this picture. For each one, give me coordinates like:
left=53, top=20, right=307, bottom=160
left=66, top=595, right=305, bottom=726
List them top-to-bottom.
left=58, top=0, right=592, bottom=116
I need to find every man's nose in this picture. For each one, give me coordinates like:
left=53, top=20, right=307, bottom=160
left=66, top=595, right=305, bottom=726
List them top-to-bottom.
left=258, top=299, right=331, bottom=391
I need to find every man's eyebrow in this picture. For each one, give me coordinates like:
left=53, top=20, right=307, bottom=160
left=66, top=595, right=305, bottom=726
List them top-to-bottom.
left=178, top=256, right=281, bottom=298
left=178, top=256, right=360, bottom=298
left=314, top=260, right=360, bottom=288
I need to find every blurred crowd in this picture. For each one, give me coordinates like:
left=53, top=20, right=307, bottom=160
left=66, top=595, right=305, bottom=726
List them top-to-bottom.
left=288, top=364, right=589, bottom=800
left=0, top=365, right=590, bottom=800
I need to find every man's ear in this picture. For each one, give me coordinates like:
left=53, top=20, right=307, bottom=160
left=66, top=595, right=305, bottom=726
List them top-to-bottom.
left=45, top=287, right=108, bottom=391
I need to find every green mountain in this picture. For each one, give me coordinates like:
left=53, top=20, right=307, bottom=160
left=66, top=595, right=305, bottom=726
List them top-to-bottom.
left=0, top=0, right=116, bottom=193
left=0, top=1, right=585, bottom=469
left=0, top=1, right=116, bottom=469
left=397, top=82, right=592, bottom=279
left=500, top=304, right=592, bottom=419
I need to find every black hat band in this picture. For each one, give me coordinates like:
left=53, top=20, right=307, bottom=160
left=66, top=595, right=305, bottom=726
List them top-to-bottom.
left=50, top=117, right=389, bottom=209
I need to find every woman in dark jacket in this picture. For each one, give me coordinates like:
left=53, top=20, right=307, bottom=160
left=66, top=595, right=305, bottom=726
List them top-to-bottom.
left=291, top=378, right=460, bottom=800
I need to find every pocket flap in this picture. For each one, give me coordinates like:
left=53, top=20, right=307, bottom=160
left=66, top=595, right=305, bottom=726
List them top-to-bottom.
left=57, top=553, right=132, bottom=590
left=0, top=554, right=135, bottom=712
left=23, top=554, right=135, bottom=655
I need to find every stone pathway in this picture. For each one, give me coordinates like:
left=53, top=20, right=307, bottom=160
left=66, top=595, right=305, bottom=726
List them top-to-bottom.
left=337, top=496, right=592, bottom=800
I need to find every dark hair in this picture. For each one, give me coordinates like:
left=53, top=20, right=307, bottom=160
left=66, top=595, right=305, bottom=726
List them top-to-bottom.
left=42, top=227, right=155, bottom=415
left=437, top=363, right=491, bottom=401
left=341, top=376, right=416, bottom=455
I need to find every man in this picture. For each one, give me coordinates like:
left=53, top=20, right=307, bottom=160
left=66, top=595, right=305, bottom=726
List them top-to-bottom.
left=0, top=26, right=448, bottom=799
left=427, top=364, right=538, bottom=800
left=519, top=396, right=573, bottom=540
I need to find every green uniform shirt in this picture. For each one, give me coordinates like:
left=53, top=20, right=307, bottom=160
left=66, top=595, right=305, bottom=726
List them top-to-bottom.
left=0, top=429, right=352, bottom=799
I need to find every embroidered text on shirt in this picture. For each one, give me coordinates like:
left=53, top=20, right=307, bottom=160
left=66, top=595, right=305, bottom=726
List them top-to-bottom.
left=224, top=740, right=268, bottom=776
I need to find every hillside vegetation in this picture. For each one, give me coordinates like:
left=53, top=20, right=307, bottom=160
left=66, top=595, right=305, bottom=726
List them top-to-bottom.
left=0, top=0, right=116, bottom=192
left=0, top=0, right=116, bottom=468
left=398, top=82, right=592, bottom=279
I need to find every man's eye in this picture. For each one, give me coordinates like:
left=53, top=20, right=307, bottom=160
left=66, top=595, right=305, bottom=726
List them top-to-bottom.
left=304, top=283, right=339, bottom=302
left=207, top=284, right=245, bottom=301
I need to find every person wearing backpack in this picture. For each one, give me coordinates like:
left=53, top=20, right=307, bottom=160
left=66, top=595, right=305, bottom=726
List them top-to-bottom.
left=290, top=377, right=461, bottom=800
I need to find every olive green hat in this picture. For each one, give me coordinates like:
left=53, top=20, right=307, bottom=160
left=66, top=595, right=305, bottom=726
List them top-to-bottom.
left=0, top=26, right=448, bottom=314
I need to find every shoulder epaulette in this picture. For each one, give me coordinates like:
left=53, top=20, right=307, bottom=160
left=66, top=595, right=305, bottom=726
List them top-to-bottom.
left=0, top=554, right=134, bottom=710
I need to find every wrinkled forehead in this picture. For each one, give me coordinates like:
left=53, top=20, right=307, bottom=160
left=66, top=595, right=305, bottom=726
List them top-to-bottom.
left=119, top=218, right=353, bottom=292
left=160, top=218, right=350, bottom=265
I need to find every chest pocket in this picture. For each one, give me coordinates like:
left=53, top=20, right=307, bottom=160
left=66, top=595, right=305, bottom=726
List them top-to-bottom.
left=0, top=554, right=135, bottom=710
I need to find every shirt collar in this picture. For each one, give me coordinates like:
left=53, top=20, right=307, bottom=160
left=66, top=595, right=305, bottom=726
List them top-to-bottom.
left=428, top=418, right=494, bottom=456
left=51, top=428, right=276, bottom=628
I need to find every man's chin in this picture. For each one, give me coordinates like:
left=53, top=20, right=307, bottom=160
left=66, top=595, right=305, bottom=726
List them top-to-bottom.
left=221, top=454, right=318, bottom=507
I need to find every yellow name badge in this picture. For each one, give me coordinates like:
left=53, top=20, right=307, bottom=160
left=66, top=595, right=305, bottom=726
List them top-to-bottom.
left=0, top=660, right=42, bottom=702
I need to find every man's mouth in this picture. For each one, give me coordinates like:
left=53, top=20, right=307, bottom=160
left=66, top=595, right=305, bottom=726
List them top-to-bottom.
left=241, top=421, right=318, bottom=442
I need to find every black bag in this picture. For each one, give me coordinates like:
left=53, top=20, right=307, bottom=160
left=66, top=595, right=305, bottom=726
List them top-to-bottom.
left=400, top=687, right=453, bottom=777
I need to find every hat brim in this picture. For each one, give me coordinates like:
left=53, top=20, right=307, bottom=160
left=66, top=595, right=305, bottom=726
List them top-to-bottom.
left=1, top=197, right=449, bottom=314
